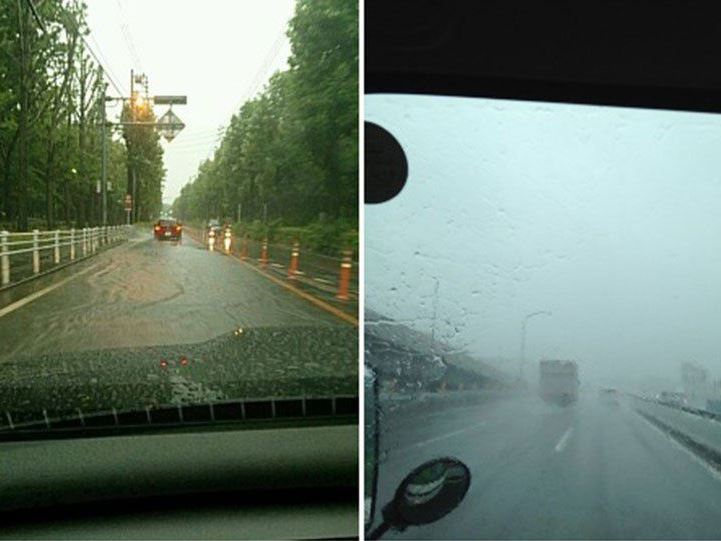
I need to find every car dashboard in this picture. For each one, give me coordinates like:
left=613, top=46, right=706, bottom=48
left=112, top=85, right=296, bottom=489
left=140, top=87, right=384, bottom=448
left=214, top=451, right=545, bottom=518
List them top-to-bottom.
left=1, top=422, right=358, bottom=539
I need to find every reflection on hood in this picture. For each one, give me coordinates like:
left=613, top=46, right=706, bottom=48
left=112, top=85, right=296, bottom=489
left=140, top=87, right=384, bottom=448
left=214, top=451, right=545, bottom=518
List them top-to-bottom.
left=0, top=325, right=357, bottom=423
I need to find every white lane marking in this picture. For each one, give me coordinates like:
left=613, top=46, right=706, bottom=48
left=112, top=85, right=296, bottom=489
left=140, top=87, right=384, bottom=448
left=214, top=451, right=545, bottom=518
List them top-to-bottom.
left=0, top=262, right=100, bottom=319
left=405, top=420, right=488, bottom=450
left=555, top=426, right=574, bottom=452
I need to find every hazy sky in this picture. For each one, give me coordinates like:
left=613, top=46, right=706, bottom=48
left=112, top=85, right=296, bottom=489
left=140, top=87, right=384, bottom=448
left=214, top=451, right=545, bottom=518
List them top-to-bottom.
left=85, top=0, right=295, bottom=204
left=366, top=94, right=721, bottom=389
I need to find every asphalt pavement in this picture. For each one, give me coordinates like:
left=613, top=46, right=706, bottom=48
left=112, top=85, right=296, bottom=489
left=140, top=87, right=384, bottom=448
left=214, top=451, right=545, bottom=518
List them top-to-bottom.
left=0, top=227, right=343, bottom=360
left=0, top=228, right=355, bottom=422
left=372, top=390, right=721, bottom=539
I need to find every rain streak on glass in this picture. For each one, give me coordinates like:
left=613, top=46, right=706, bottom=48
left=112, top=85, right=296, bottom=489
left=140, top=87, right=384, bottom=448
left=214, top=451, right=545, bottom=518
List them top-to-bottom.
left=365, top=94, right=721, bottom=539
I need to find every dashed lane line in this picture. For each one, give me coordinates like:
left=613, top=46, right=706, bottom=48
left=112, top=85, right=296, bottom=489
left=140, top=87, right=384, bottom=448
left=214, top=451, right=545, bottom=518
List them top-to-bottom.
left=555, top=426, right=574, bottom=452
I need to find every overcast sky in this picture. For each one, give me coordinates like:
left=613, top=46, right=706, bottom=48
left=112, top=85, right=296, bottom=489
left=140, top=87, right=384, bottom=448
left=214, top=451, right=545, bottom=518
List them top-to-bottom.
left=85, top=0, right=295, bottom=204
left=366, top=94, right=721, bottom=391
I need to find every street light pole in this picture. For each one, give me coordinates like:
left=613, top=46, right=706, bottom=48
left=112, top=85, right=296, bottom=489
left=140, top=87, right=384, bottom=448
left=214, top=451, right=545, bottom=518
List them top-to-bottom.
left=518, top=310, right=552, bottom=382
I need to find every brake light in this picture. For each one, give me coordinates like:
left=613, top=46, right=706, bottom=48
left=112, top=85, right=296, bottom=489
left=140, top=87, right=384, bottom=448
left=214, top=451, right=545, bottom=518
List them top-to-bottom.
left=154, top=225, right=161, bottom=231
left=180, top=356, right=189, bottom=367
left=160, top=359, right=168, bottom=368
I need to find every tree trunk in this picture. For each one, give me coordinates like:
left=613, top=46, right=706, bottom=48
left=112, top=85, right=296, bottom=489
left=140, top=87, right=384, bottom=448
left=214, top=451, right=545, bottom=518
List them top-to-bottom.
left=45, top=140, right=56, bottom=228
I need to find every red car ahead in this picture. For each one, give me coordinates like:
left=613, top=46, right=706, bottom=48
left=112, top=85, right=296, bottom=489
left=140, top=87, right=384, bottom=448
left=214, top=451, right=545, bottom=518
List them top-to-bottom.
left=154, top=218, right=182, bottom=241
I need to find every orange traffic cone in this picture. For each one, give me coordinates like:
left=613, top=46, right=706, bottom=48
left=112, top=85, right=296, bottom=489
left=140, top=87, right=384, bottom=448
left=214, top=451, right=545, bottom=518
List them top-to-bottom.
left=260, top=238, right=269, bottom=268
left=288, top=241, right=300, bottom=279
left=336, top=250, right=352, bottom=301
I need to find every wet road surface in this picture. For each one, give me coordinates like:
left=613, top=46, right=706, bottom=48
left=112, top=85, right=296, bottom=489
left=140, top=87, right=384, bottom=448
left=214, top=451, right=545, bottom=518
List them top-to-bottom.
left=0, top=228, right=343, bottom=361
left=0, top=229, right=355, bottom=422
left=373, top=391, right=721, bottom=539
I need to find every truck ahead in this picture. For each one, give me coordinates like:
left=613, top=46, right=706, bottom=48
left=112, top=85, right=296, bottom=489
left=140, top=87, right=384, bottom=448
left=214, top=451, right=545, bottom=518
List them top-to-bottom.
left=539, top=360, right=579, bottom=406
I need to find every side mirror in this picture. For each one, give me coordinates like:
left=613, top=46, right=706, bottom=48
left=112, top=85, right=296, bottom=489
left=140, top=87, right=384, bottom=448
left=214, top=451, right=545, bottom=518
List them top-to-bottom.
left=364, top=365, right=379, bottom=531
left=368, top=457, right=470, bottom=539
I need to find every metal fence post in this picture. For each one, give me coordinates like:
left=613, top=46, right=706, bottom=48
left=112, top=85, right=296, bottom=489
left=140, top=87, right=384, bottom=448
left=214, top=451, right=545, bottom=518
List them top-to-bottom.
left=93, top=227, right=98, bottom=253
left=70, top=228, right=75, bottom=260
left=82, top=228, right=87, bottom=256
left=32, top=229, right=40, bottom=274
left=53, top=230, right=60, bottom=264
left=0, top=231, right=9, bottom=286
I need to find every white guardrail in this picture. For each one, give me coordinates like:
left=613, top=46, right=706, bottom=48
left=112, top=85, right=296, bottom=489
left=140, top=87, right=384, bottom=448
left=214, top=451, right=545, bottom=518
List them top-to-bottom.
left=0, top=226, right=128, bottom=288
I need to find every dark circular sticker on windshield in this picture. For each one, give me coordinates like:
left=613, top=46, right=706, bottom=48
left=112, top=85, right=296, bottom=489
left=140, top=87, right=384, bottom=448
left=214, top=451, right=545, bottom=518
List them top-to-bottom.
left=365, top=121, right=408, bottom=204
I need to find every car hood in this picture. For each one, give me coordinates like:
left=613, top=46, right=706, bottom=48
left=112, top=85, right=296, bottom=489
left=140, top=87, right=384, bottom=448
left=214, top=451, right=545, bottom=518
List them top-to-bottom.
left=0, top=325, right=357, bottom=427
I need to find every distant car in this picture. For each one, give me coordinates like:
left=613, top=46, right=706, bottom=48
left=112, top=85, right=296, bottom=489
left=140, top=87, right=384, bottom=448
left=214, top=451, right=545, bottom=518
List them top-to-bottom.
left=154, top=218, right=182, bottom=241
left=599, top=388, right=620, bottom=406
left=656, top=391, right=688, bottom=407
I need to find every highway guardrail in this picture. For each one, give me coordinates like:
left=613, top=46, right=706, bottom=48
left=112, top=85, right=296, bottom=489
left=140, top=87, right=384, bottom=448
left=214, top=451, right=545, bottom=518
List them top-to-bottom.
left=0, top=226, right=128, bottom=290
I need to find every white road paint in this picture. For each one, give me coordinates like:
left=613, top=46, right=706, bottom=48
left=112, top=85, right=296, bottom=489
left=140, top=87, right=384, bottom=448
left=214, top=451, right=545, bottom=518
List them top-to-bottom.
left=0, top=235, right=136, bottom=319
left=0, top=262, right=101, bottom=319
left=404, top=420, right=488, bottom=451
left=555, top=426, right=574, bottom=452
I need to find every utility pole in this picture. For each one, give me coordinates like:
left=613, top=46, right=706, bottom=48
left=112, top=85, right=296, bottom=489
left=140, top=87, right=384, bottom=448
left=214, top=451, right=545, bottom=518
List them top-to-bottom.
left=16, top=0, right=30, bottom=231
left=129, top=69, right=135, bottom=224
left=100, top=70, right=108, bottom=225
left=103, top=70, right=186, bottom=225
left=518, top=311, right=552, bottom=383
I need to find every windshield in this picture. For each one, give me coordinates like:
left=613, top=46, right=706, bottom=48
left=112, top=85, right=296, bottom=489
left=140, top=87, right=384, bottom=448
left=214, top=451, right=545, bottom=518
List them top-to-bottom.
left=0, top=0, right=358, bottom=435
left=366, top=94, right=721, bottom=538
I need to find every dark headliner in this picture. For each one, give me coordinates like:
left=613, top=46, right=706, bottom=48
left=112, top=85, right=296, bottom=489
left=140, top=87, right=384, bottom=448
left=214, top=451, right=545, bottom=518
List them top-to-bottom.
left=366, top=1, right=721, bottom=113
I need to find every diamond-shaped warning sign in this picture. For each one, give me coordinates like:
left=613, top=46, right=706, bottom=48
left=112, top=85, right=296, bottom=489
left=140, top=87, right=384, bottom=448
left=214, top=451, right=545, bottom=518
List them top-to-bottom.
left=157, top=108, right=185, bottom=142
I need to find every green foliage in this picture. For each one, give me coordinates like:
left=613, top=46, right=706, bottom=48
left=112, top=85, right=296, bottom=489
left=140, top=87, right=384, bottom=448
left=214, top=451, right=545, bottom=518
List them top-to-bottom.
left=0, top=0, right=163, bottom=230
left=173, top=0, right=358, bottom=244
left=231, top=218, right=357, bottom=257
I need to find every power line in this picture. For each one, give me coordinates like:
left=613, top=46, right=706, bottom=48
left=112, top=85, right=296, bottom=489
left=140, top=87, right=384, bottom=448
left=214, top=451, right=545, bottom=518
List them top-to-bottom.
left=23, top=0, right=46, bottom=32
left=115, top=0, right=144, bottom=72
left=22, top=1, right=126, bottom=97
left=61, top=11, right=127, bottom=97
left=231, top=30, right=287, bottom=113
left=86, top=31, right=127, bottom=96
left=177, top=126, right=228, bottom=138
left=169, top=130, right=227, bottom=144
left=164, top=137, right=224, bottom=151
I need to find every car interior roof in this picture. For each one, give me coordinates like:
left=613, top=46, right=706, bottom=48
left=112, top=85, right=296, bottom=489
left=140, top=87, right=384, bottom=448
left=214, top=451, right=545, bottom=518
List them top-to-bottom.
left=366, top=0, right=721, bottom=114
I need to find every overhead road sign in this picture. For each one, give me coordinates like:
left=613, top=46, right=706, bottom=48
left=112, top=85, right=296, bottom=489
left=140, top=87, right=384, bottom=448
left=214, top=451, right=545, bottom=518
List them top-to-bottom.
left=153, top=95, right=187, bottom=105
